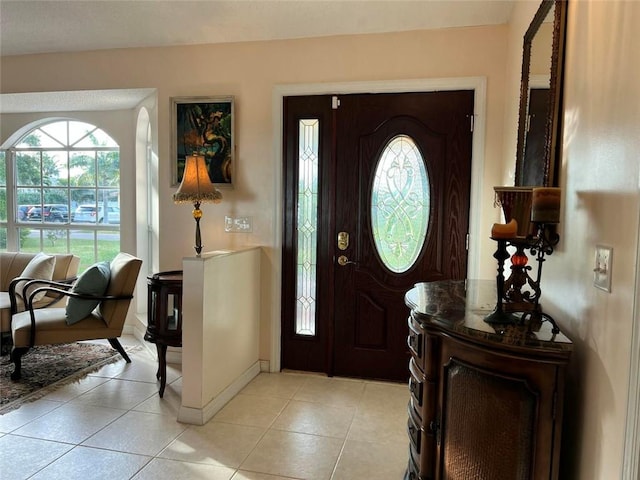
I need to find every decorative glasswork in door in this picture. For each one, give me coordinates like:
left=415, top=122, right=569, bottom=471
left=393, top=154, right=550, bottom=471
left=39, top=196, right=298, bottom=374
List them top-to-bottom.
left=295, top=119, right=319, bottom=336
left=371, top=135, right=430, bottom=273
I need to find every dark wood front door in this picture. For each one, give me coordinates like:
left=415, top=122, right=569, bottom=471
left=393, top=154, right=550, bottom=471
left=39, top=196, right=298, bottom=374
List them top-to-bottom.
left=282, top=91, right=473, bottom=381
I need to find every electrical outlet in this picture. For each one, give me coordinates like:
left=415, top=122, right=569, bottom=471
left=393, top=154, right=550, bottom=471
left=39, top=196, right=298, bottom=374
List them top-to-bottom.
left=594, top=245, right=613, bottom=292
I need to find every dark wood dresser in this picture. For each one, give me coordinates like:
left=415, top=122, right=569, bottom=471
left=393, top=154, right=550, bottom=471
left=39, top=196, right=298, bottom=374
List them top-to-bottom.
left=404, top=280, right=572, bottom=480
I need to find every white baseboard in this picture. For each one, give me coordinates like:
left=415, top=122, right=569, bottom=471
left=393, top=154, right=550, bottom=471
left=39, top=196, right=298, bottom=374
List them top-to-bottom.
left=128, top=315, right=182, bottom=364
left=130, top=316, right=147, bottom=342
left=166, top=347, right=182, bottom=364
left=177, top=360, right=261, bottom=425
left=260, top=360, right=270, bottom=372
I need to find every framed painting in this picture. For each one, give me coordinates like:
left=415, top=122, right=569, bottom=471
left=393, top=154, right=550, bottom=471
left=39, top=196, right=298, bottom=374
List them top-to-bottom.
left=171, top=96, right=234, bottom=186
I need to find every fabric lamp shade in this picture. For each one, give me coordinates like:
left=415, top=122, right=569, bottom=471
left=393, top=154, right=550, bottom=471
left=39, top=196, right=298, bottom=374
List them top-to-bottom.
left=173, top=154, right=222, bottom=204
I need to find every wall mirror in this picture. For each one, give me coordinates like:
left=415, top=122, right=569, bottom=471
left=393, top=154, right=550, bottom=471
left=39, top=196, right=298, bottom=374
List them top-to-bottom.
left=515, top=0, right=568, bottom=187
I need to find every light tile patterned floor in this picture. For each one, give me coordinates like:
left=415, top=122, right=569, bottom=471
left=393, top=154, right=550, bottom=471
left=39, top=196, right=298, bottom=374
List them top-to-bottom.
left=0, top=336, right=409, bottom=479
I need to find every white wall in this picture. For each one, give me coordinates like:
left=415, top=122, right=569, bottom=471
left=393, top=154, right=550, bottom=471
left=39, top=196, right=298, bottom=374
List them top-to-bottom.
left=503, top=1, right=640, bottom=478
left=557, top=2, right=640, bottom=476
left=1, top=25, right=509, bottom=362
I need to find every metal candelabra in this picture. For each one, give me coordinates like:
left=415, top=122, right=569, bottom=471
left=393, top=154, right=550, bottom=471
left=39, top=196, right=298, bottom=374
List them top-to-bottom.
left=485, top=222, right=560, bottom=334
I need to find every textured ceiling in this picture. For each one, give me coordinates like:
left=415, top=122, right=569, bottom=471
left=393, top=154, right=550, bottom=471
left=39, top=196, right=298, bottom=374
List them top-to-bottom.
left=1, top=0, right=514, bottom=56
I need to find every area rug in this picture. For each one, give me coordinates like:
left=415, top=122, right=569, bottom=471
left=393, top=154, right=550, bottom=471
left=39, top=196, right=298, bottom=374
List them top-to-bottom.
left=0, top=342, right=139, bottom=414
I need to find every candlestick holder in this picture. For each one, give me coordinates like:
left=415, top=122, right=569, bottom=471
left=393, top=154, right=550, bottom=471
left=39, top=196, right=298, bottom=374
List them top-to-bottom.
left=485, top=222, right=560, bottom=334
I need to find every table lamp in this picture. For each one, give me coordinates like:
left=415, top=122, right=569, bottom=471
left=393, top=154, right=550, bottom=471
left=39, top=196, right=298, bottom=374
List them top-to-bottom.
left=173, top=154, right=222, bottom=256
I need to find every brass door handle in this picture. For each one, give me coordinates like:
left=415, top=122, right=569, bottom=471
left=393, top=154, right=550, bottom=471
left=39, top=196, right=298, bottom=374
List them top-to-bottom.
left=337, top=255, right=357, bottom=266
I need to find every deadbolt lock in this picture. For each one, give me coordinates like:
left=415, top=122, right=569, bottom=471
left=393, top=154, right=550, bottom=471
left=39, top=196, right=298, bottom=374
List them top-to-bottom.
left=337, top=231, right=349, bottom=251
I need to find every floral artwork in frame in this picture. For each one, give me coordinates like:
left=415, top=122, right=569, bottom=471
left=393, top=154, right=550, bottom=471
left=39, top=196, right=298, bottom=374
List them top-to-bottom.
left=171, top=96, right=234, bottom=186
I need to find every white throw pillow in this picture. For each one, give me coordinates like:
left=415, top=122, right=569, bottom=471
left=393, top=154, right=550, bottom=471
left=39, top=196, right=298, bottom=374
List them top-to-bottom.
left=15, top=253, right=56, bottom=303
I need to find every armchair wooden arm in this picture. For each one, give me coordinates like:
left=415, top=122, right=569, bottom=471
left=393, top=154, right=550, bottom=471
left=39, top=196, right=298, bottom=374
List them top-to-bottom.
left=8, top=276, right=77, bottom=315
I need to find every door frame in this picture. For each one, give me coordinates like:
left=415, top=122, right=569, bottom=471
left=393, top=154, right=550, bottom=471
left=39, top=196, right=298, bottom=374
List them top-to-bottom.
left=269, top=77, right=487, bottom=373
left=623, top=215, right=640, bottom=478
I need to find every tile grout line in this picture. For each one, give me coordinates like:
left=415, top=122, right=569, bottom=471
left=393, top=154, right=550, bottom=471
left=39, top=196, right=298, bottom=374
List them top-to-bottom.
left=5, top=344, right=411, bottom=479
left=31, top=348, right=176, bottom=479
left=232, top=375, right=310, bottom=476
left=327, top=381, right=368, bottom=480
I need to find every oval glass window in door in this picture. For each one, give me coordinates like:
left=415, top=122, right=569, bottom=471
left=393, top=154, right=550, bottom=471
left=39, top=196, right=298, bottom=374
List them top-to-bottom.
left=371, top=135, right=430, bottom=273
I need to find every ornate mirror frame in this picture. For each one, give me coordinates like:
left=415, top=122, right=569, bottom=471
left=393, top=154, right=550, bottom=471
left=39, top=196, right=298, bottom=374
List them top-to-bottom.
left=514, top=0, right=568, bottom=187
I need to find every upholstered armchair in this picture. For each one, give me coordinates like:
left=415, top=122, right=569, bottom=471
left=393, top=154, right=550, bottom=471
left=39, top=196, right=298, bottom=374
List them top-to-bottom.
left=0, top=252, right=80, bottom=354
left=9, top=252, right=142, bottom=381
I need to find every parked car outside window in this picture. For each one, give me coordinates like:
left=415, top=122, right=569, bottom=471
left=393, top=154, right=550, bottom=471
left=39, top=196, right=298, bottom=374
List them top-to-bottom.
left=26, top=204, right=70, bottom=223
left=73, top=204, right=120, bottom=224
left=17, top=205, right=32, bottom=221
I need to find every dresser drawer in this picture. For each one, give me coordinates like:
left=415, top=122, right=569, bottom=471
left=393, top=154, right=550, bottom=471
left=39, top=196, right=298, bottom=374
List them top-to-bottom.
left=407, top=316, right=423, bottom=362
left=408, top=316, right=440, bottom=379
left=423, top=334, right=439, bottom=379
left=409, top=357, right=424, bottom=408
left=410, top=357, right=440, bottom=425
left=407, top=404, right=422, bottom=454
left=408, top=420, right=436, bottom=480
left=409, top=441, right=433, bottom=480
left=406, top=450, right=420, bottom=480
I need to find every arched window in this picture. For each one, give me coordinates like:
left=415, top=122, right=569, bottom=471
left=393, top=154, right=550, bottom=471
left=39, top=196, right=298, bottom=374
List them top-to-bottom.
left=0, top=119, right=120, bottom=271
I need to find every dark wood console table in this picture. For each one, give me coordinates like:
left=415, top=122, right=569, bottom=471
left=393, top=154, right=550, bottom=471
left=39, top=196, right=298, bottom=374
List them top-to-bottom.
left=144, top=270, right=183, bottom=397
left=404, top=280, right=572, bottom=480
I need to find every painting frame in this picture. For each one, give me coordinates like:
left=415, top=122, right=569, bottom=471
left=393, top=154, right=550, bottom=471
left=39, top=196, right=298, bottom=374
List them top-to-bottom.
left=171, top=96, right=235, bottom=187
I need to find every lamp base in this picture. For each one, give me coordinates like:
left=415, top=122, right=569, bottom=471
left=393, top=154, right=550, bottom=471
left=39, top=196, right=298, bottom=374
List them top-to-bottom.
left=193, top=201, right=203, bottom=256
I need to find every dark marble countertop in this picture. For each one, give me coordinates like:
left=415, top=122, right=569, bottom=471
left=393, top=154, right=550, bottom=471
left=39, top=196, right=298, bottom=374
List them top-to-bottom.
left=405, top=279, right=572, bottom=353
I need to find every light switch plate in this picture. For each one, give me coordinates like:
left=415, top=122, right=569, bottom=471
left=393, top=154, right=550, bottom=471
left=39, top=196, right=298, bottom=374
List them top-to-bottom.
left=225, top=216, right=253, bottom=233
left=594, top=245, right=613, bottom=292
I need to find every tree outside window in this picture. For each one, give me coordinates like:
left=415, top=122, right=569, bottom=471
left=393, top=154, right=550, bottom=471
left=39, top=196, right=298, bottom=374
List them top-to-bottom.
left=0, top=120, right=121, bottom=270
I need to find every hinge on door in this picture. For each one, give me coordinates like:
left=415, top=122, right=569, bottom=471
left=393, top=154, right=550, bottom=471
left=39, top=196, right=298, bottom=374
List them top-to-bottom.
left=332, top=96, right=340, bottom=110
left=469, top=114, right=474, bottom=132
left=466, top=233, right=470, bottom=251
